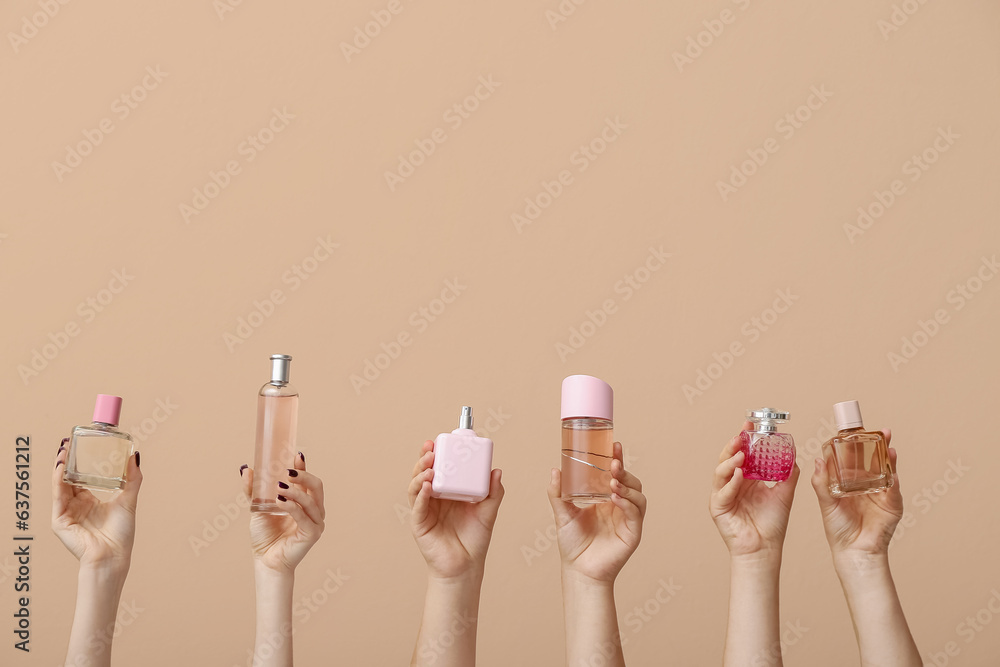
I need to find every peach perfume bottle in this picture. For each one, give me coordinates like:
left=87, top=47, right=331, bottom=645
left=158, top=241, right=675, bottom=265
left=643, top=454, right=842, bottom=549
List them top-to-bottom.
left=251, top=354, right=299, bottom=514
left=560, top=375, right=614, bottom=504
left=64, top=394, right=135, bottom=491
left=822, top=400, right=893, bottom=497
left=430, top=406, right=494, bottom=503
left=740, top=408, right=795, bottom=482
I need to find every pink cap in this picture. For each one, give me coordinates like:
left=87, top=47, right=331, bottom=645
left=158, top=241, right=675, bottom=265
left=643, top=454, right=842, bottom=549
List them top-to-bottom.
left=561, top=375, right=613, bottom=421
left=93, top=394, right=123, bottom=426
left=833, top=400, right=864, bottom=430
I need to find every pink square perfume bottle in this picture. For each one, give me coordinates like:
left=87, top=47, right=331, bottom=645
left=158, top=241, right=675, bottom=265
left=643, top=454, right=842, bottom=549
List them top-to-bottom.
left=431, top=406, right=494, bottom=503
left=740, top=408, right=795, bottom=482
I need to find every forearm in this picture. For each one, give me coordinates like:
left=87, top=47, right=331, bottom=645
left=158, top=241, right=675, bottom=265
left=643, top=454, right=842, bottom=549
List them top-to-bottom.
left=725, top=552, right=783, bottom=667
left=834, top=553, right=920, bottom=667
left=65, top=562, right=129, bottom=667
left=253, top=562, right=295, bottom=667
left=562, top=570, right=624, bottom=667
left=411, top=571, right=482, bottom=667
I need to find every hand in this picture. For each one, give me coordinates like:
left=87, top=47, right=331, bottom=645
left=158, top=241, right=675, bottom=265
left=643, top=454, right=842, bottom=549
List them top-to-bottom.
left=710, top=422, right=800, bottom=559
left=811, top=430, right=902, bottom=558
left=52, top=439, right=142, bottom=571
left=408, top=440, right=504, bottom=581
left=547, top=442, right=646, bottom=584
left=241, top=452, right=325, bottom=574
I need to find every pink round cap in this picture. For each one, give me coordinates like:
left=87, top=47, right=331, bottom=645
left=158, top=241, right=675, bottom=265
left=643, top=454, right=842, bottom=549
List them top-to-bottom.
left=561, top=375, right=613, bottom=421
left=93, top=394, right=123, bottom=426
left=832, top=400, right=864, bottom=430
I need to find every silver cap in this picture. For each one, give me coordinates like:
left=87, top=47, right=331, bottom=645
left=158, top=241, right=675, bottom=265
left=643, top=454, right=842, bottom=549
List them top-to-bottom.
left=270, top=354, right=292, bottom=384
left=459, top=406, right=474, bottom=430
left=746, top=407, right=790, bottom=433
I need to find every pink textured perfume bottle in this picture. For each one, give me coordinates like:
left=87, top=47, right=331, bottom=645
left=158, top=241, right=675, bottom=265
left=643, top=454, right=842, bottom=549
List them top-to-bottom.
left=252, top=354, right=299, bottom=514
left=560, top=375, right=614, bottom=504
left=64, top=394, right=135, bottom=491
left=822, top=400, right=893, bottom=497
left=430, top=406, right=494, bottom=503
left=740, top=408, right=795, bottom=482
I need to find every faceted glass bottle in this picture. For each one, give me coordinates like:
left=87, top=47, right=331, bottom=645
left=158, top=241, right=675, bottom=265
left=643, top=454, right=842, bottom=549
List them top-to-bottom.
left=252, top=354, right=299, bottom=514
left=560, top=375, right=614, bottom=504
left=64, top=394, right=134, bottom=491
left=822, top=400, right=893, bottom=497
left=431, top=406, right=494, bottom=503
left=740, top=408, right=795, bottom=482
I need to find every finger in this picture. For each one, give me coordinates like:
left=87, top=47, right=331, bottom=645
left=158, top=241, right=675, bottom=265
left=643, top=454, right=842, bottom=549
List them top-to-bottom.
left=718, top=424, right=750, bottom=464
left=882, top=428, right=892, bottom=446
left=52, top=438, right=73, bottom=519
left=411, top=448, right=435, bottom=479
left=293, top=450, right=306, bottom=471
left=713, top=450, right=745, bottom=492
left=116, top=451, right=143, bottom=512
left=810, top=455, right=837, bottom=511
left=611, top=457, right=642, bottom=493
left=775, top=463, right=801, bottom=503
left=240, top=464, right=252, bottom=501
left=713, top=465, right=744, bottom=508
left=286, top=468, right=324, bottom=513
left=408, top=468, right=434, bottom=508
left=546, top=468, right=578, bottom=525
left=477, top=469, right=505, bottom=525
left=611, top=475, right=646, bottom=517
left=410, top=479, right=433, bottom=530
left=277, top=480, right=323, bottom=524
left=611, top=487, right=644, bottom=539
left=276, top=493, right=323, bottom=541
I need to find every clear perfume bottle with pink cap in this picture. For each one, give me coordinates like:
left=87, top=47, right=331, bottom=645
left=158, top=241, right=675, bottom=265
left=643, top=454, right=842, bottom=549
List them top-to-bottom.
left=560, top=374, right=614, bottom=504
left=64, top=394, right=135, bottom=491
left=822, top=400, right=893, bottom=497
left=430, top=406, right=494, bottom=503
left=740, top=408, right=795, bottom=482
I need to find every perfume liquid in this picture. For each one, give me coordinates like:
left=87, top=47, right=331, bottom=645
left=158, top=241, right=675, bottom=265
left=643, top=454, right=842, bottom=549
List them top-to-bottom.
left=251, top=354, right=299, bottom=514
left=64, top=394, right=134, bottom=491
left=822, top=400, right=893, bottom=497
left=740, top=408, right=795, bottom=482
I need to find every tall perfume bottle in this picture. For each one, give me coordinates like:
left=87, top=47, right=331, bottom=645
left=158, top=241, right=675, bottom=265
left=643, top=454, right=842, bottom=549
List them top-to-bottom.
left=252, top=354, right=299, bottom=514
left=560, top=375, right=614, bottom=504
left=64, top=394, right=135, bottom=491
left=822, top=400, right=893, bottom=497
left=430, top=406, right=494, bottom=503
left=740, top=408, right=795, bottom=482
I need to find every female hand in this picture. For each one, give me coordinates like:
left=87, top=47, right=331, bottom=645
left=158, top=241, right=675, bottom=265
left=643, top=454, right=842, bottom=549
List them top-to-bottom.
left=710, top=422, right=800, bottom=558
left=811, top=429, right=902, bottom=557
left=52, top=438, right=142, bottom=571
left=408, top=440, right=505, bottom=580
left=547, top=442, right=646, bottom=583
left=241, top=452, right=325, bottom=574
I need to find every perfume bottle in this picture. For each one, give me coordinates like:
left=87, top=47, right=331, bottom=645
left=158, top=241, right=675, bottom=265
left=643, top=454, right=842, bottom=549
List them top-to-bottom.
left=251, top=354, right=299, bottom=514
left=560, top=374, right=614, bottom=504
left=63, top=394, right=135, bottom=491
left=822, top=400, right=893, bottom=497
left=430, top=406, right=494, bottom=503
left=740, top=408, right=795, bottom=482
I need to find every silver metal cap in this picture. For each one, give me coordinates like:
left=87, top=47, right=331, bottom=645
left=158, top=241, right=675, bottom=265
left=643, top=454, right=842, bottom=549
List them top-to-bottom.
left=270, top=354, right=292, bottom=384
left=459, top=406, right=473, bottom=430
left=746, top=407, right=790, bottom=433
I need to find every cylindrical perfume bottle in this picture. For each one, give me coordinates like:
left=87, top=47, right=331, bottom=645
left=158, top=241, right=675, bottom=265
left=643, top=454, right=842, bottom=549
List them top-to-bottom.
left=251, top=354, right=299, bottom=514
left=560, top=375, right=614, bottom=504
left=64, top=394, right=135, bottom=491
left=821, top=400, right=893, bottom=497
left=740, top=408, right=795, bottom=482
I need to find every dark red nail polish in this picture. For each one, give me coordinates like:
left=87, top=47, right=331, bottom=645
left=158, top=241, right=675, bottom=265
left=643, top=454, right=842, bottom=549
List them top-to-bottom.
left=60, top=437, right=69, bottom=449
left=135, top=451, right=141, bottom=467
left=299, top=452, right=305, bottom=463
left=55, top=460, right=63, bottom=469
left=239, top=464, right=248, bottom=476
left=287, top=469, right=298, bottom=477
left=277, top=481, right=289, bottom=489
left=277, top=495, right=286, bottom=502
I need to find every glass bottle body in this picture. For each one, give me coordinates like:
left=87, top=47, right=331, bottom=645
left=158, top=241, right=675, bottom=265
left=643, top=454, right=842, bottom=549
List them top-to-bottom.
left=251, top=382, right=299, bottom=514
left=561, top=417, right=613, bottom=504
left=64, top=422, right=134, bottom=491
left=822, top=427, right=893, bottom=497
left=740, top=430, right=795, bottom=482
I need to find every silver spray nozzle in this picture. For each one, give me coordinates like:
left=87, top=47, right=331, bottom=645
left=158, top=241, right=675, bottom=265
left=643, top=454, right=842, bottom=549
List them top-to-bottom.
left=270, top=354, right=292, bottom=384
left=459, top=406, right=474, bottom=430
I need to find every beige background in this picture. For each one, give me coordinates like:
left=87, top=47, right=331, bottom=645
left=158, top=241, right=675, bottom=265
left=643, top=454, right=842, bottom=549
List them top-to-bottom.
left=2, top=0, right=999, bottom=665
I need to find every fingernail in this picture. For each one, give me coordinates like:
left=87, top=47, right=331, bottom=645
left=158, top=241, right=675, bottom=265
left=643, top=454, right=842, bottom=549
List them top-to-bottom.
left=59, top=437, right=69, bottom=450
left=135, top=451, right=140, bottom=468
left=298, top=452, right=305, bottom=463
left=55, top=460, right=63, bottom=469
left=239, top=464, right=248, bottom=476
left=287, top=469, right=298, bottom=477
left=278, top=481, right=289, bottom=489
left=277, top=495, right=286, bottom=502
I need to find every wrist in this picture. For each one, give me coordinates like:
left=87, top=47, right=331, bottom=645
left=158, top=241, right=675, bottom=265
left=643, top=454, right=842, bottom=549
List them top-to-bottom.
left=730, top=548, right=782, bottom=572
left=832, top=550, right=891, bottom=580
left=254, top=558, right=295, bottom=582
left=78, top=559, right=130, bottom=589
left=427, top=567, right=484, bottom=589
left=561, top=567, right=617, bottom=592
